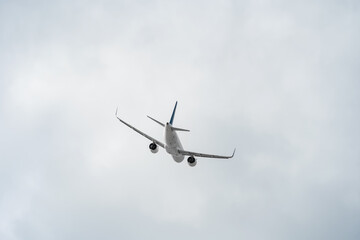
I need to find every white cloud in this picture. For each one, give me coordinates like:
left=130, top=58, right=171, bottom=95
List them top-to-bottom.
left=0, top=0, right=359, bottom=239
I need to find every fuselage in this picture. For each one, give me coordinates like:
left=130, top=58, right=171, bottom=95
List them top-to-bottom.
left=164, top=122, right=184, bottom=162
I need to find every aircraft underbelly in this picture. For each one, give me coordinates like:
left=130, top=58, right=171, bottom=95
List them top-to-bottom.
left=165, top=125, right=184, bottom=162
left=172, top=155, right=184, bottom=162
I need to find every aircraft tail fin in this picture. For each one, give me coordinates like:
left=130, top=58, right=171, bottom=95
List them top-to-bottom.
left=169, top=101, right=177, bottom=125
left=147, top=115, right=165, bottom=127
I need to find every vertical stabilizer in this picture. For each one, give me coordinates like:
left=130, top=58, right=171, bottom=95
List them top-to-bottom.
left=169, top=101, right=178, bottom=125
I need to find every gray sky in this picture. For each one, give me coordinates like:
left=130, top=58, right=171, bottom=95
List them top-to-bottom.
left=0, top=0, right=359, bottom=239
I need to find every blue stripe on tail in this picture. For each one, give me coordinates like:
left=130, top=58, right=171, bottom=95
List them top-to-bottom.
left=169, top=101, right=178, bottom=125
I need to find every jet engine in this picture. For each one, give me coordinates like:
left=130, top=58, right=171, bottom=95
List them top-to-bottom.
left=149, top=143, right=159, bottom=153
left=187, top=156, right=197, bottom=167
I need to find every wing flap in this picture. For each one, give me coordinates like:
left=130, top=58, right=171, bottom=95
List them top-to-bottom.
left=178, top=148, right=236, bottom=159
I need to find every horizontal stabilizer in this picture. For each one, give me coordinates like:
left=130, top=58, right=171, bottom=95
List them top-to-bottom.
left=147, top=115, right=165, bottom=127
left=171, top=126, right=190, bottom=132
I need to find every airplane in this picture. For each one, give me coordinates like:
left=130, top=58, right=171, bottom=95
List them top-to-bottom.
left=115, top=101, right=235, bottom=167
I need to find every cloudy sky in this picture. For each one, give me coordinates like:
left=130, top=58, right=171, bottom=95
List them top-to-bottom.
left=0, top=0, right=359, bottom=239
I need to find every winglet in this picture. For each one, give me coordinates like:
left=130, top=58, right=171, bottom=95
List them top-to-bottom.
left=169, top=101, right=178, bottom=125
left=115, top=107, right=118, bottom=117
left=231, top=148, right=236, bottom=158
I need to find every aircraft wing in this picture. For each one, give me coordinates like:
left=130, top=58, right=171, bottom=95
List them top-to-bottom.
left=116, top=110, right=165, bottom=148
left=178, top=148, right=236, bottom=159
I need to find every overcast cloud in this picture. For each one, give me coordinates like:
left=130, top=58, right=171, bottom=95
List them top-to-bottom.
left=0, top=0, right=359, bottom=239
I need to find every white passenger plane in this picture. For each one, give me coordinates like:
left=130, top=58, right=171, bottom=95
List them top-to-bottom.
left=115, top=101, right=235, bottom=167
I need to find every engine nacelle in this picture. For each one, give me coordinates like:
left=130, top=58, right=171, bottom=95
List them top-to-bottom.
left=149, top=143, right=159, bottom=153
left=187, top=156, right=197, bottom=167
